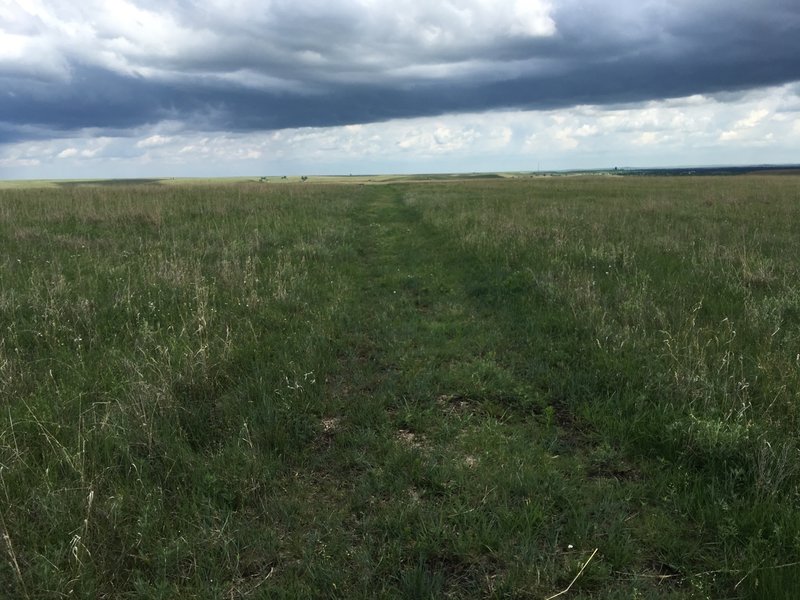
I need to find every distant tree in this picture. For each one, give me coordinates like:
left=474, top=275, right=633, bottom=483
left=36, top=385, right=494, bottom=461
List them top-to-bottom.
left=301, top=176, right=308, bottom=182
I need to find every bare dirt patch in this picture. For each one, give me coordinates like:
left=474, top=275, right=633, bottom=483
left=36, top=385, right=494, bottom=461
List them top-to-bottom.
left=436, top=394, right=475, bottom=416
left=396, top=429, right=425, bottom=449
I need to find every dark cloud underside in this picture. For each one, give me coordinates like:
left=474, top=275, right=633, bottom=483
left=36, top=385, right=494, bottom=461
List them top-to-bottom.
left=2, top=0, right=800, bottom=141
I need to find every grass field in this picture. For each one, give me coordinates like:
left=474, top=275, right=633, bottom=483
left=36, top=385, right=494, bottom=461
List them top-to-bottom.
left=1, top=176, right=799, bottom=598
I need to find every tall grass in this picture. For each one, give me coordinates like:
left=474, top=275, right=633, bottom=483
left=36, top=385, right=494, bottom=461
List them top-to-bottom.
left=1, top=176, right=799, bottom=597
left=406, top=176, right=800, bottom=595
left=0, top=183, right=358, bottom=597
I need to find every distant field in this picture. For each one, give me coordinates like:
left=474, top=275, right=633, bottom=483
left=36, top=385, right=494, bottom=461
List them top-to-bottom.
left=2, top=164, right=799, bottom=189
left=0, top=173, right=515, bottom=189
left=1, top=176, right=799, bottom=598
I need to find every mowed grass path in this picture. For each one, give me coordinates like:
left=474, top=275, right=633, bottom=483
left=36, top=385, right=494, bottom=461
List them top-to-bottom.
left=2, top=177, right=800, bottom=598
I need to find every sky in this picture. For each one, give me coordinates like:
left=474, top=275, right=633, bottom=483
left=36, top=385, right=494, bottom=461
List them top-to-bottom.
left=1, top=0, right=799, bottom=179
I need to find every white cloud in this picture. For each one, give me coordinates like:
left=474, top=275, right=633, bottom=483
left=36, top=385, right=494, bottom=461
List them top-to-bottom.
left=1, top=0, right=556, bottom=86
left=510, top=0, right=556, bottom=36
left=733, top=108, right=769, bottom=129
left=574, top=124, right=598, bottom=137
left=553, top=129, right=579, bottom=149
left=633, top=131, right=658, bottom=145
left=136, top=135, right=173, bottom=148
left=57, top=148, right=78, bottom=158
left=0, top=157, right=40, bottom=168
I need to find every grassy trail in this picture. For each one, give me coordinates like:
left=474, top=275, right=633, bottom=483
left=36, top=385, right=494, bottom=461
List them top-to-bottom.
left=315, top=184, right=799, bottom=598
left=292, top=186, right=660, bottom=598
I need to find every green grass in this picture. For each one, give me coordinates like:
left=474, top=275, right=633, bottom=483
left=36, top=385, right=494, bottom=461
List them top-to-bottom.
left=1, top=176, right=799, bottom=598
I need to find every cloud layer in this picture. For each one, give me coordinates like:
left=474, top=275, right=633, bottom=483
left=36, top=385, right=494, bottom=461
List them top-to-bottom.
left=1, top=0, right=800, bottom=176
left=4, top=1, right=800, bottom=136
left=4, top=84, right=798, bottom=178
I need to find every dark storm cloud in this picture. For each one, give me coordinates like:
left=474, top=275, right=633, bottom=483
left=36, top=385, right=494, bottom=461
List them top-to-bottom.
left=2, top=0, right=799, bottom=141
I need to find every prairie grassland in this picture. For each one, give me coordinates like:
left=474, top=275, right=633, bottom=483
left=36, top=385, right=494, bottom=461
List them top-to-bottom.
left=0, top=176, right=799, bottom=598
